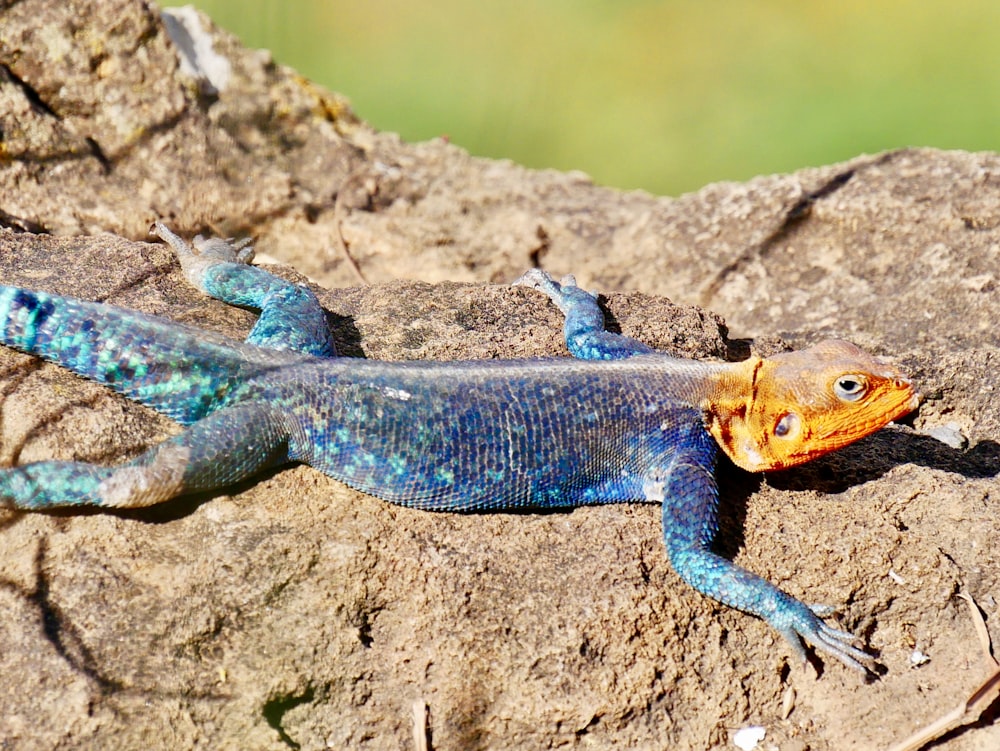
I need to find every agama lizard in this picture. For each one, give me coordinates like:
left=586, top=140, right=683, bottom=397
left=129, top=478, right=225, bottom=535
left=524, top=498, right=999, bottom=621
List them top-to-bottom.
left=0, top=223, right=917, bottom=672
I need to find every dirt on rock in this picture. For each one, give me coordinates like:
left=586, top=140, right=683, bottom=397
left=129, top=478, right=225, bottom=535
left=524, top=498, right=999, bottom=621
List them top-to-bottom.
left=0, top=2, right=998, bottom=750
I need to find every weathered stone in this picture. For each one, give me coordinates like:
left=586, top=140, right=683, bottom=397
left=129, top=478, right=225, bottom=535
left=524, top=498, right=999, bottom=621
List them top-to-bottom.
left=0, top=2, right=997, bottom=750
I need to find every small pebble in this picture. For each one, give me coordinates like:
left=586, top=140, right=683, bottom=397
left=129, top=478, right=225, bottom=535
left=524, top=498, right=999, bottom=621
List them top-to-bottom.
left=924, top=422, right=967, bottom=450
left=909, top=649, right=931, bottom=667
left=732, top=725, right=766, bottom=750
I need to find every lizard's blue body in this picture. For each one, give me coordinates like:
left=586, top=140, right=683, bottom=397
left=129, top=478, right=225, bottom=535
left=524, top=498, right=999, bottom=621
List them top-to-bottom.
left=0, top=224, right=882, bottom=671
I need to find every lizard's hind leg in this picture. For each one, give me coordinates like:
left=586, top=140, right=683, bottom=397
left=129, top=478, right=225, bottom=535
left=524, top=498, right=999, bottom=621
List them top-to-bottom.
left=152, top=222, right=336, bottom=358
left=513, top=269, right=654, bottom=361
left=0, top=402, right=294, bottom=510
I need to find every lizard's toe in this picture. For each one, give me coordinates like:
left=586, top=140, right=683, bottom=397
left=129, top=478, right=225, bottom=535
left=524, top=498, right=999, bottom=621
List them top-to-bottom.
left=558, top=274, right=579, bottom=288
left=808, top=621, right=875, bottom=674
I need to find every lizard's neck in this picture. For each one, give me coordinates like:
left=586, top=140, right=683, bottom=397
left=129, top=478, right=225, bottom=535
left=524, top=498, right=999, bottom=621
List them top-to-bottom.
left=699, top=357, right=768, bottom=469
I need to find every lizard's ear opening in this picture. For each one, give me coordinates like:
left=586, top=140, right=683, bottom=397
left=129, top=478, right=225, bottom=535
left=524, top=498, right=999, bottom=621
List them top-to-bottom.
left=773, top=412, right=801, bottom=440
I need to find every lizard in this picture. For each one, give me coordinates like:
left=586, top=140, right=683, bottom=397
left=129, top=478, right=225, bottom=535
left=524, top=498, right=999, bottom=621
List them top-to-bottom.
left=0, top=222, right=918, bottom=673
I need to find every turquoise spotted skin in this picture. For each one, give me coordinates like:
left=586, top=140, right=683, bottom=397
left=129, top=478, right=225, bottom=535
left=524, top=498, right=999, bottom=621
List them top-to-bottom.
left=0, top=223, right=874, bottom=672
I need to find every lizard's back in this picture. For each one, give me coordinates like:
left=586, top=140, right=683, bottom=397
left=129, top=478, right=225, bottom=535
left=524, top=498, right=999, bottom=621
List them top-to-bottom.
left=251, top=355, right=721, bottom=511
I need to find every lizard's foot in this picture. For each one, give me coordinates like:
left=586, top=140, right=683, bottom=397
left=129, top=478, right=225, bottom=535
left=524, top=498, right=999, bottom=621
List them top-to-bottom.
left=150, top=221, right=254, bottom=288
left=512, top=268, right=584, bottom=299
left=513, top=269, right=598, bottom=319
left=774, top=599, right=876, bottom=674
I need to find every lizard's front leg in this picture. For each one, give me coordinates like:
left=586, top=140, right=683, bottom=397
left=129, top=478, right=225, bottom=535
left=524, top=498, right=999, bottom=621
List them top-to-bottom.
left=513, top=269, right=654, bottom=360
left=651, top=430, right=874, bottom=673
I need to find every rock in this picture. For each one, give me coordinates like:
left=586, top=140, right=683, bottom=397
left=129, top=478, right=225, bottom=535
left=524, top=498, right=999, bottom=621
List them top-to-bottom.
left=0, top=1, right=997, bottom=750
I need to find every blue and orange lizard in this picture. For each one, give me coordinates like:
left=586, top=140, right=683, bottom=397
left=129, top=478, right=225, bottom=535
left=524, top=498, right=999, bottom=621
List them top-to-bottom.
left=0, top=223, right=917, bottom=672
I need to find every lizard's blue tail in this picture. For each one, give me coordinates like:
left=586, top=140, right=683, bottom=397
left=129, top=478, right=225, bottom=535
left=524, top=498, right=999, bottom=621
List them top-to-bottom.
left=0, top=286, right=291, bottom=424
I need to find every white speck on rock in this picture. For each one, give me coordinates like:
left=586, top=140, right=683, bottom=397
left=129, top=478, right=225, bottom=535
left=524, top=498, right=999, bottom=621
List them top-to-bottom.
left=732, top=725, right=766, bottom=750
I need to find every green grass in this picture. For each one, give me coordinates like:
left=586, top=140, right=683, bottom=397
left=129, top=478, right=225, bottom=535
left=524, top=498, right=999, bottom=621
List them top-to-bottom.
left=192, top=0, right=1000, bottom=196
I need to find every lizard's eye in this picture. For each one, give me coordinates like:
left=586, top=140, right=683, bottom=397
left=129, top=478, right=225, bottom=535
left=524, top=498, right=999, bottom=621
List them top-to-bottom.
left=834, top=374, right=868, bottom=402
left=774, top=413, right=800, bottom=439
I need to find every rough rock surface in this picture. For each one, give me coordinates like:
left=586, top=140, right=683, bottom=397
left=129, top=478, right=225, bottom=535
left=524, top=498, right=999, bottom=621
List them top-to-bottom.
left=1, top=1, right=998, bottom=750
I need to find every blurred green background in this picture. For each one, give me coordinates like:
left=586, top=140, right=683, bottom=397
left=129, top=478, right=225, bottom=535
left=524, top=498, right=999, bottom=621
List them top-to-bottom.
left=192, top=0, right=1000, bottom=196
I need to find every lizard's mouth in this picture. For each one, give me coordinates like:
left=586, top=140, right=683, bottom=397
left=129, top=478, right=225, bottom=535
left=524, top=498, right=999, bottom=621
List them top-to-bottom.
left=772, top=383, right=917, bottom=471
left=731, top=440, right=766, bottom=472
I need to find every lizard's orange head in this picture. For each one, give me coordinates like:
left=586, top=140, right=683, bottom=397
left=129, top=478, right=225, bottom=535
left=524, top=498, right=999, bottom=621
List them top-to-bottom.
left=705, top=339, right=918, bottom=472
